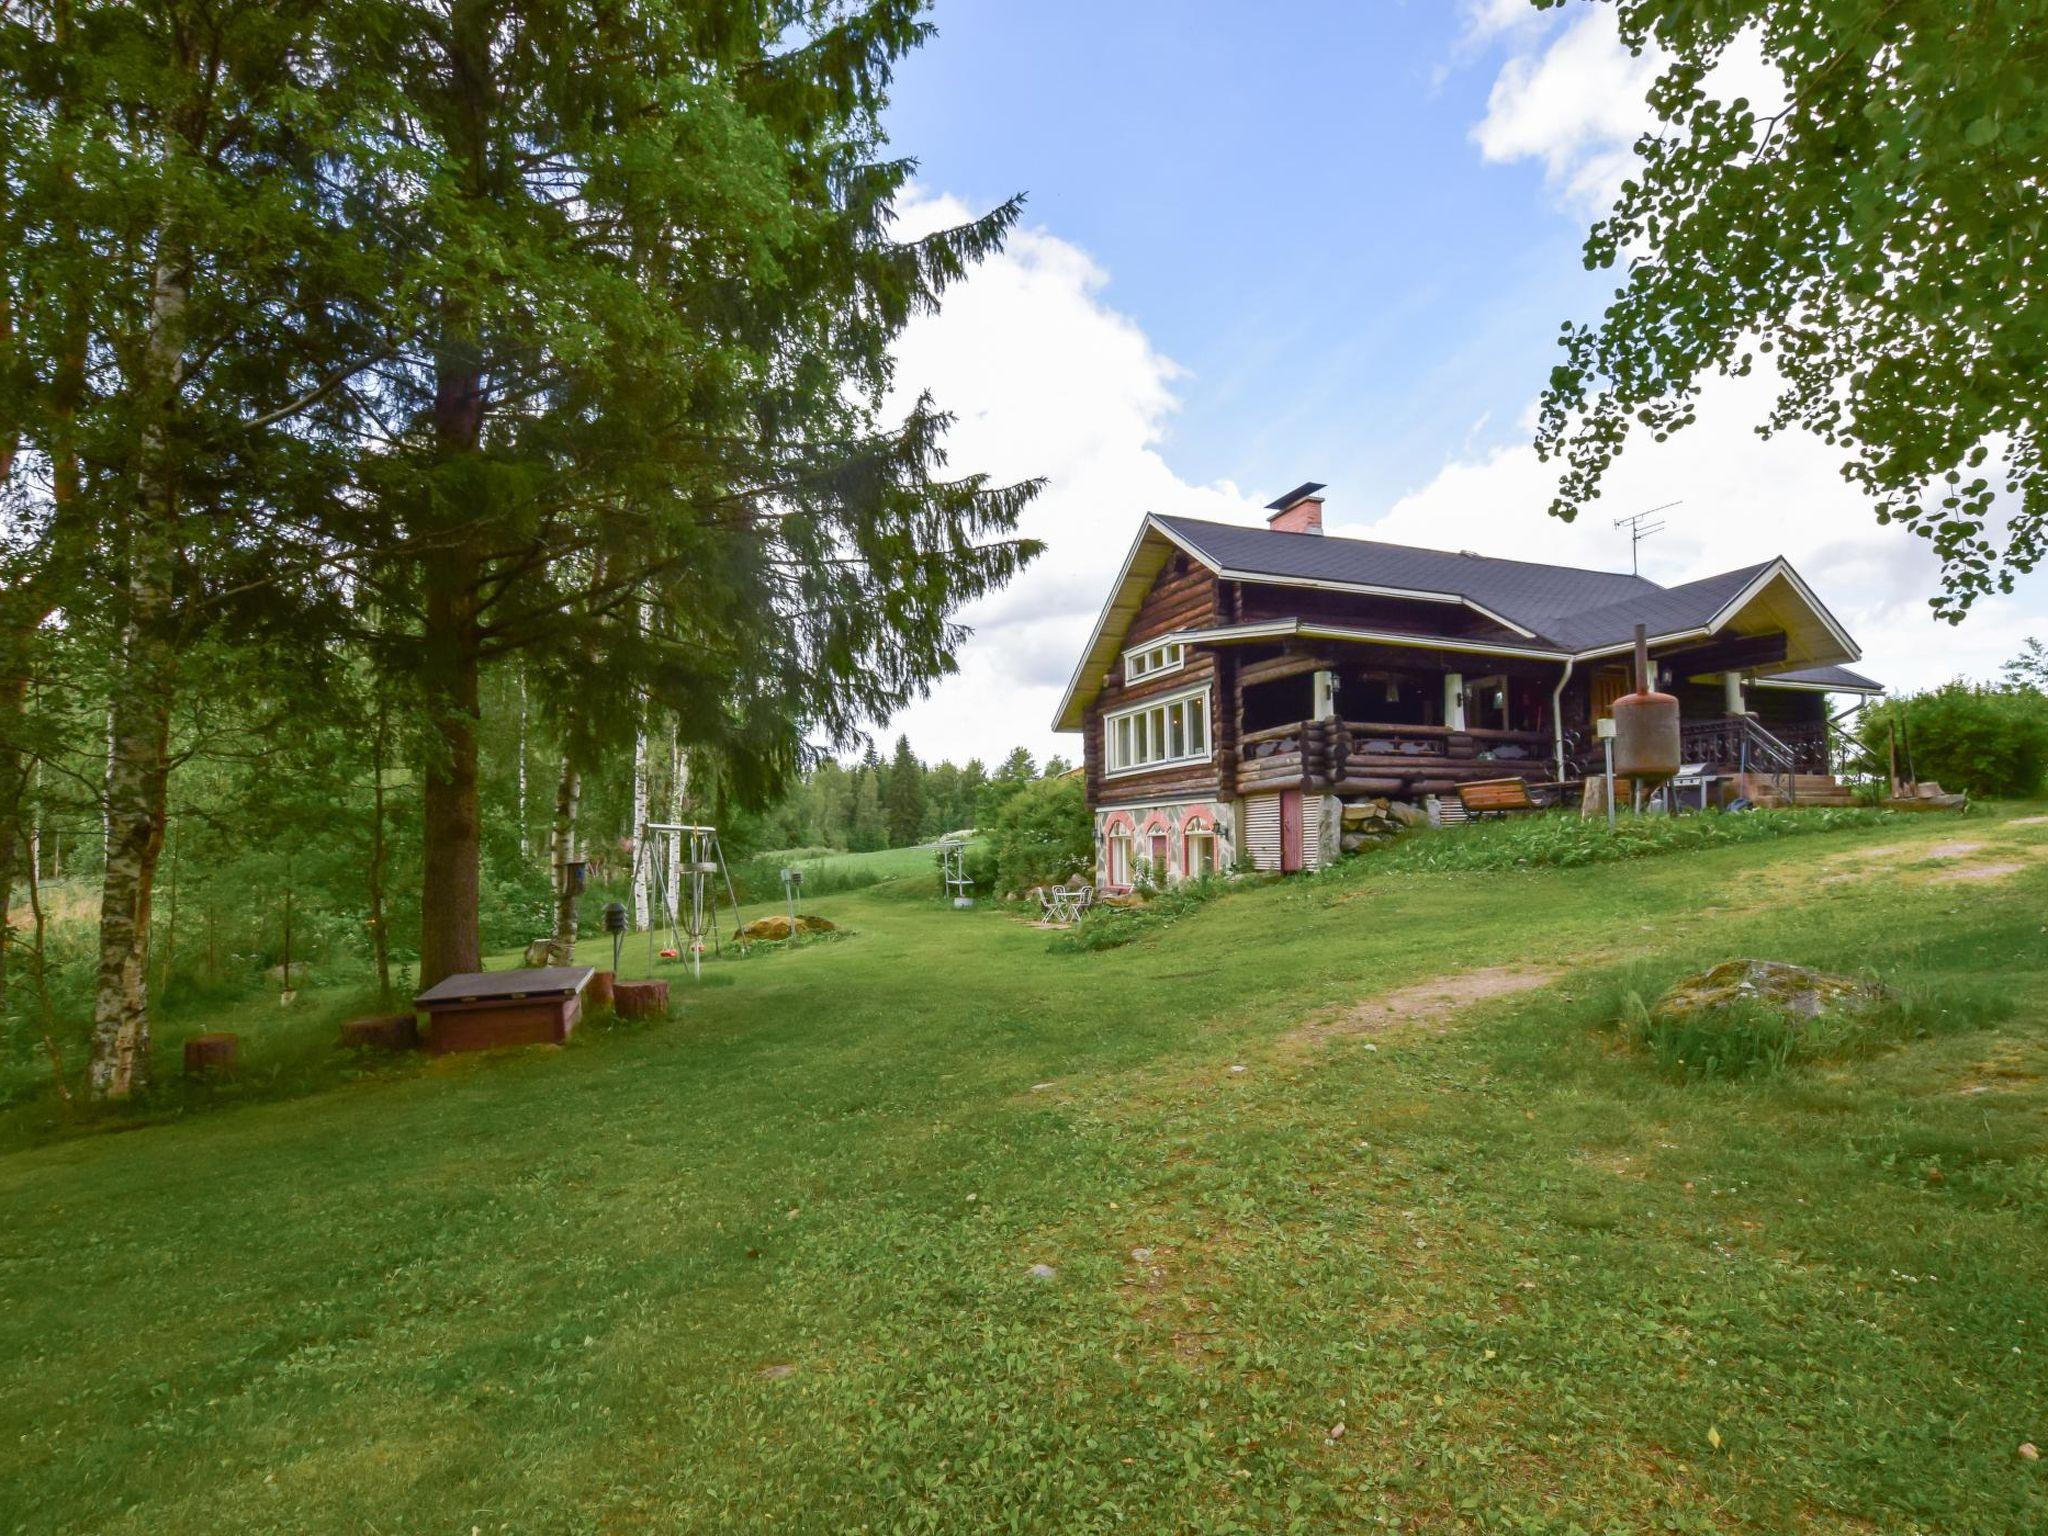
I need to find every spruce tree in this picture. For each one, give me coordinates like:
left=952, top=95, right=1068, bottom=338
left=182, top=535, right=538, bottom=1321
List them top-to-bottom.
left=333, top=0, right=1040, bottom=984
left=885, top=734, right=924, bottom=847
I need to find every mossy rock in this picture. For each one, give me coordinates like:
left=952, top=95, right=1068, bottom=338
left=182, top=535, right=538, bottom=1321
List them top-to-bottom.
left=737, top=914, right=837, bottom=942
left=1654, top=959, right=1886, bottom=1027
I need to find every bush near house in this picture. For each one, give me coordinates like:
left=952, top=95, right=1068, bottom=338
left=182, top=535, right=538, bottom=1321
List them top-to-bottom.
left=1858, top=682, right=2048, bottom=797
left=989, top=773, right=1092, bottom=895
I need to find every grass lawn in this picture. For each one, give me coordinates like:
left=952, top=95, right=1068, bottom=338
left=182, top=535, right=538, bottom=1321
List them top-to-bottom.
left=4, top=806, right=2047, bottom=1533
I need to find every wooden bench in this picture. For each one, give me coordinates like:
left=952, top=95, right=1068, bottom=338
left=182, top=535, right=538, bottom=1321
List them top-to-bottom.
left=1455, top=777, right=1540, bottom=819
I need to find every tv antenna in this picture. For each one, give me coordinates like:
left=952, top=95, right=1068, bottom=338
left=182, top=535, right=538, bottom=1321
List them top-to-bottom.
left=1614, top=501, right=1678, bottom=575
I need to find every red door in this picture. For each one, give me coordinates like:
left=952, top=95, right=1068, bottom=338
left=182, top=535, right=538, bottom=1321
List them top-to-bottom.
left=1279, top=790, right=1304, bottom=873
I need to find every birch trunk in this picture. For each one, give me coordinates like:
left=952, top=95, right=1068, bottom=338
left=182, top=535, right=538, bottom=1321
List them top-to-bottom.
left=90, top=249, right=185, bottom=1099
left=516, top=667, right=530, bottom=856
left=369, top=702, right=391, bottom=1001
left=630, top=724, right=651, bottom=930
left=667, top=731, right=686, bottom=907
left=549, top=757, right=581, bottom=957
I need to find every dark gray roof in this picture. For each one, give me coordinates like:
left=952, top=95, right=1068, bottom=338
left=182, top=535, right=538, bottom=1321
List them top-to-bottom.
left=1150, top=515, right=1856, bottom=663
left=1154, top=515, right=1661, bottom=643
left=1536, top=562, right=1773, bottom=652
left=1758, top=664, right=1884, bottom=692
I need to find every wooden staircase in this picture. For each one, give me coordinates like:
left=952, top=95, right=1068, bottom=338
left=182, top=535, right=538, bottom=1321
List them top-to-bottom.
left=1736, top=771, right=1858, bottom=808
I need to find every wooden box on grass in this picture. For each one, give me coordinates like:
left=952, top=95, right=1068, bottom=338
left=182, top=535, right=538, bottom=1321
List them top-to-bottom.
left=415, top=966, right=594, bottom=1055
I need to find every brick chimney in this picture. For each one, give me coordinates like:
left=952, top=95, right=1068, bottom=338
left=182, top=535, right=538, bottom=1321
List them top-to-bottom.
left=1264, top=480, right=1326, bottom=535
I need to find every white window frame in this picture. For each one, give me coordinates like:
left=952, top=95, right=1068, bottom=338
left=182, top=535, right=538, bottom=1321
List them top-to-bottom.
left=1123, top=640, right=1187, bottom=683
left=1105, top=684, right=1211, bottom=778
left=1105, top=832, right=1133, bottom=888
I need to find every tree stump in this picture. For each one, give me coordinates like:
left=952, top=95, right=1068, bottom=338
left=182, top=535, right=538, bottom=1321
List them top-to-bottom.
left=587, top=970, right=616, bottom=1009
left=613, top=980, right=670, bottom=1020
left=339, top=1013, right=420, bottom=1052
left=183, top=1032, right=239, bottom=1076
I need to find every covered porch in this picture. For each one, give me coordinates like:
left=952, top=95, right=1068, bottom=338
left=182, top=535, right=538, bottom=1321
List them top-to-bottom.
left=1213, top=631, right=1859, bottom=807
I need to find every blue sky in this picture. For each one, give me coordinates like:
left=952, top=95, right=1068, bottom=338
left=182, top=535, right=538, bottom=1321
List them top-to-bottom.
left=886, top=0, right=1605, bottom=514
left=875, top=1, right=2048, bottom=764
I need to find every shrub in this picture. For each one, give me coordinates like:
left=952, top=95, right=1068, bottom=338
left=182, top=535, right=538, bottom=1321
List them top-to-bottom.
left=1858, top=682, right=2048, bottom=797
left=989, top=774, right=1092, bottom=895
left=1350, top=805, right=1895, bottom=875
left=1050, top=876, right=1230, bottom=953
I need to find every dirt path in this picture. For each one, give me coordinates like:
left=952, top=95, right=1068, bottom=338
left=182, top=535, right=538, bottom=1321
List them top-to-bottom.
left=1287, top=964, right=1563, bottom=1050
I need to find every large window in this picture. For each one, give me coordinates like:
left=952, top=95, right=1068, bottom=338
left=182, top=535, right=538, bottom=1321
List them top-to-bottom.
left=1124, top=641, right=1186, bottom=682
left=1106, top=686, right=1210, bottom=775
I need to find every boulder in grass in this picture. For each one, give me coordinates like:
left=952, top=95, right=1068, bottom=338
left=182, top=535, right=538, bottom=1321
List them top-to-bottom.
left=736, top=914, right=837, bottom=942
left=1653, top=960, right=1886, bottom=1027
left=614, top=979, right=671, bottom=1020
left=339, top=1013, right=420, bottom=1053
left=184, top=1032, right=239, bottom=1076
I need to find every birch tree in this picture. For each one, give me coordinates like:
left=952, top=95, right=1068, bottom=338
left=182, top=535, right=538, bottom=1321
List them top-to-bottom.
left=3, top=0, right=395, bottom=1095
left=1535, top=0, right=2048, bottom=618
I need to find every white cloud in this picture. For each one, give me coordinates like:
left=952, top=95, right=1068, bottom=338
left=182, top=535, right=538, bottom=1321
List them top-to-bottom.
left=1471, top=5, right=1784, bottom=212
left=877, top=192, right=1262, bottom=766
left=1358, top=366, right=2048, bottom=698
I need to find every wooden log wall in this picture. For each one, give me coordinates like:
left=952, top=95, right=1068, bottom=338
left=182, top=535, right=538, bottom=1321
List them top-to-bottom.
left=1087, top=555, right=1225, bottom=807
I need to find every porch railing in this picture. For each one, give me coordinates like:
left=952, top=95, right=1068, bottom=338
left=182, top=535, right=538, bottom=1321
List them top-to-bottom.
left=1676, top=716, right=1829, bottom=776
left=1237, top=719, right=1553, bottom=795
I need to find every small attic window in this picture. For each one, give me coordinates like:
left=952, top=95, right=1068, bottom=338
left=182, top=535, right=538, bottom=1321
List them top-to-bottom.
left=1125, top=641, right=1186, bottom=682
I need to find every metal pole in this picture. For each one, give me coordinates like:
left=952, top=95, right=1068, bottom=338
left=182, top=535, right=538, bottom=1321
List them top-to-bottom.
left=1604, top=737, right=1617, bottom=829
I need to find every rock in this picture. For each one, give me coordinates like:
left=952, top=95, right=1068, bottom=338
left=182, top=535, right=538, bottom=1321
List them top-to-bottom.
left=1388, top=800, right=1427, bottom=827
left=737, top=913, right=837, bottom=942
left=521, top=938, right=572, bottom=968
left=1654, top=959, right=1887, bottom=1026
left=1229, top=1064, right=1247, bottom=1075
left=1130, top=1247, right=1154, bottom=1263
left=1028, top=1263, right=1057, bottom=1281
left=758, top=1364, right=797, bottom=1380
left=1328, top=1422, right=1346, bottom=1441
left=2022, top=1442, right=2040, bottom=1461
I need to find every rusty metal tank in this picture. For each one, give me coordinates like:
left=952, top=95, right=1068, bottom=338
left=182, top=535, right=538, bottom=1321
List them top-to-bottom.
left=1612, top=686, right=1681, bottom=781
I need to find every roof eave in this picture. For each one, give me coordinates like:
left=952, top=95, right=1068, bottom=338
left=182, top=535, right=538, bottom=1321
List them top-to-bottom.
left=1051, top=515, right=1221, bottom=732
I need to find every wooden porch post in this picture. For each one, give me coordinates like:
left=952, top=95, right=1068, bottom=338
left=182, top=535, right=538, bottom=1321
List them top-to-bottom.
left=1442, top=672, right=1466, bottom=731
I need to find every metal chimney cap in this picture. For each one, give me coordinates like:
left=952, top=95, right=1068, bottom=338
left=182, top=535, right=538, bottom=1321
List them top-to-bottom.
left=1264, top=480, right=1327, bottom=511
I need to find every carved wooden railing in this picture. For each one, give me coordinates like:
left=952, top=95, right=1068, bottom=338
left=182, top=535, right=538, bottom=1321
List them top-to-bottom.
left=1677, top=716, right=1830, bottom=776
left=1239, top=719, right=1553, bottom=794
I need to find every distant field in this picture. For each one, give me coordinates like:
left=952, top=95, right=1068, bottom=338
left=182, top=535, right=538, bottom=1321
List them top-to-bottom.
left=4, top=805, right=2047, bottom=1533
left=742, top=839, right=973, bottom=899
